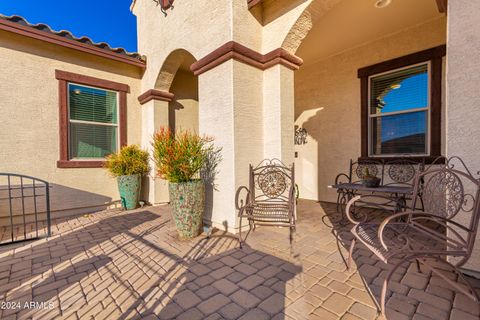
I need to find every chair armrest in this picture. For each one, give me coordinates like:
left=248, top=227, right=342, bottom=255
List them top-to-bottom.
left=335, top=173, right=351, bottom=185
left=235, top=186, right=250, bottom=210
left=345, top=194, right=406, bottom=225
left=378, top=211, right=470, bottom=252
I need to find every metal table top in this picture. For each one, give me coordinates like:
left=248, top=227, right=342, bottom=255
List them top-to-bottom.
left=329, top=183, right=413, bottom=194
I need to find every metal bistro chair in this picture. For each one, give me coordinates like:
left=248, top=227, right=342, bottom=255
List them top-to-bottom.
left=345, top=156, right=480, bottom=316
left=235, top=159, right=296, bottom=248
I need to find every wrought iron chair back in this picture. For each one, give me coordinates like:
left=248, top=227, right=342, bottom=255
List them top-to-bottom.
left=409, top=156, right=480, bottom=262
left=249, top=159, right=295, bottom=203
left=348, top=159, right=384, bottom=184
left=383, top=159, right=425, bottom=187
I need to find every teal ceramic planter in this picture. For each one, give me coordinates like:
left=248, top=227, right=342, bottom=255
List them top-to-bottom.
left=117, top=174, right=141, bottom=210
left=169, top=180, right=205, bottom=239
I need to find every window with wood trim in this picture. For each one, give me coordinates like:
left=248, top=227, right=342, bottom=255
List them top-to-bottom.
left=358, top=45, right=445, bottom=162
left=55, top=70, right=128, bottom=168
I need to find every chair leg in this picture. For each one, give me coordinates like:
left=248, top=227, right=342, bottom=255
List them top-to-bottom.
left=336, top=192, right=341, bottom=212
left=238, top=215, right=243, bottom=249
left=289, top=226, right=294, bottom=245
left=347, top=238, right=356, bottom=271
left=381, top=257, right=409, bottom=316
left=415, top=258, right=422, bottom=274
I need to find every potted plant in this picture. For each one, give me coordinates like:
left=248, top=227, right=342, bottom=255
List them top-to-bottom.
left=152, top=127, right=211, bottom=239
left=105, top=145, right=150, bottom=210
left=361, top=167, right=381, bottom=188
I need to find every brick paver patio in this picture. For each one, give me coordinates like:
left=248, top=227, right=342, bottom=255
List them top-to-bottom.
left=0, top=200, right=479, bottom=319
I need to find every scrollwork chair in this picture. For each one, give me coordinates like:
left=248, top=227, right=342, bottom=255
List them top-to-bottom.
left=345, top=156, right=480, bottom=316
left=235, top=159, right=296, bottom=248
left=334, top=159, right=384, bottom=212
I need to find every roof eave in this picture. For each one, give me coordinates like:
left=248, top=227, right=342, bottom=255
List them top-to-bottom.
left=0, top=18, right=146, bottom=70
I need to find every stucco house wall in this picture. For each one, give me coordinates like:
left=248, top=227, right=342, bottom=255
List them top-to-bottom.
left=446, top=0, right=480, bottom=275
left=294, top=17, right=447, bottom=202
left=0, top=30, right=143, bottom=217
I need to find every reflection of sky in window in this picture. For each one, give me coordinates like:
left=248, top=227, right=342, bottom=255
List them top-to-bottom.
left=380, top=73, right=428, bottom=142
left=69, top=84, right=107, bottom=96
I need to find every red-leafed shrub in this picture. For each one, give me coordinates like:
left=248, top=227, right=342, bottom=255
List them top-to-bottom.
left=152, top=128, right=212, bottom=183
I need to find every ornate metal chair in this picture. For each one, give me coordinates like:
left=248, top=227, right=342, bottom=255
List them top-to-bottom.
left=345, top=156, right=480, bottom=316
left=235, top=159, right=296, bottom=248
left=334, top=159, right=384, bottom=212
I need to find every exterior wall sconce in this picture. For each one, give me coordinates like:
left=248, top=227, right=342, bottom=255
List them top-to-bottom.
left=153, top=0, right=174, bottom=16
left=294, top=125, right=308, bottom=145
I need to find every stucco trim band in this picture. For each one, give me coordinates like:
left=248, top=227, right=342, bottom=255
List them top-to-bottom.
left=0, top=18, right=147, bottom=70
left=190, top=41, right=303, bottom=76
left=138, top=89, right=175, bottom=104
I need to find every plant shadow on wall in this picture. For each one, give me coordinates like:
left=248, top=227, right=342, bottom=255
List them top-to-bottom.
left=200, top=146, right=223, bottom=229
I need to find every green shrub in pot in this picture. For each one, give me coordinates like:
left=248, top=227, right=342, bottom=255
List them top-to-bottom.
left=152, top=127, right=212, bottom=239
left=105, top=145, right=150, bottom=210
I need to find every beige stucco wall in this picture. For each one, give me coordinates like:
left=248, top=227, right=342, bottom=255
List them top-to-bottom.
left=446, top=0, right=480, bottom=274
left=294, top=17, right=447, bottom=202
left=0, top=30, right=143, bottom=217
left=169, top=70, right=199, bottom=133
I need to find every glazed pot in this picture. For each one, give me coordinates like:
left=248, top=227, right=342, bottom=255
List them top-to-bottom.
left=117, top=174, right=141, bottom=210
left=362, top=176, right=381, bottom=188
left=169, top=180, right=205, bottom=239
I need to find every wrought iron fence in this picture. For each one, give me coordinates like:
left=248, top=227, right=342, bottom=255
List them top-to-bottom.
left=0, top=173, right=51, bottom=245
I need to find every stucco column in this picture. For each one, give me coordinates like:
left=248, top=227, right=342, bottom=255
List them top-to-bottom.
left=446, top=0, right=480, bottom=274
left=198, top=60, right=264, bottom=232
left=263, top=64, right=295, bottom=164
left=141, top=99, right=170, bottom=204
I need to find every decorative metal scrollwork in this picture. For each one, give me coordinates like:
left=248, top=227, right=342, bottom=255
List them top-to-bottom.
left=152, top=0, right=174, bottom=16
left=294, top=126, right=308, bottom=145
left=388, top=163, right=415, bottom=183
left=356, top=164, right=378, bottom=179
left=257, top=168, right=288, bottom=198
left=423, top=170, right=464, bottom=218
left=462, top=194, right=475, bottom=213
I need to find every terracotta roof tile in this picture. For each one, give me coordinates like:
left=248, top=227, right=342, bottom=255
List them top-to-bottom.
left=0, top=14, right=145, bottom=62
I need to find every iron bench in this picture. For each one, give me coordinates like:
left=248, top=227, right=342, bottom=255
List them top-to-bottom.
left=330, top=158, right=425, bottom=221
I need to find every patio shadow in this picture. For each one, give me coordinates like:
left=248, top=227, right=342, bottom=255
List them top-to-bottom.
left=319, top=201, right=480, bottom=319
left=0, top=210, right=162, bottom=318
left=114, top=228, right=302, bottom=319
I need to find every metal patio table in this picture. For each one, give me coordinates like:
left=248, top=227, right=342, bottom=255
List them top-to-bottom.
left=329, top=183, right=413, bottom=223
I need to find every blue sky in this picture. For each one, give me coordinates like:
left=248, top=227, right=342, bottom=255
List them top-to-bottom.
left=0, top=0, right=138, bottom=52
left=379, top=73, right=428, bottom=142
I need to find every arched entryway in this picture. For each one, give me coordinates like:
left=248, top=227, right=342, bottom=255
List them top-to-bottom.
left=142, top=49, right=199, bottom=205
left=155, top=49, right=199, bottom=133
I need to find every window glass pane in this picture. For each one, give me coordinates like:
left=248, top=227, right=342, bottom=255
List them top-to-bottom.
left=370, top=64, right=428, bottom=115
left=69, top=84, right=117, bottom=124
left=370, top=111, right=427, bottom=155
left=70, top=123, right=117, bottom=158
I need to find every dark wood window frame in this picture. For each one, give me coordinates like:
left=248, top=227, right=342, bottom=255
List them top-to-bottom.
left=357, top=45, right=446, bottom=164
left=55, top=70, right=129, bottom=168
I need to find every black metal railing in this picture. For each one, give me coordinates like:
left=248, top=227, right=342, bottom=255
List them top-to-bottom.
left=0, top=173, right=51, bottom=245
